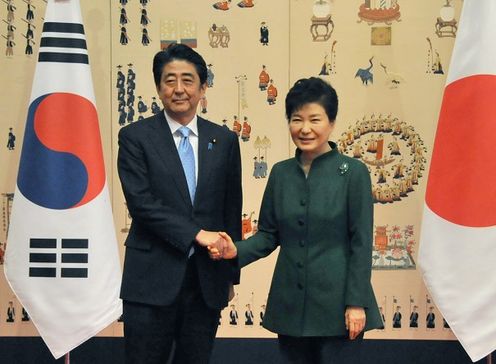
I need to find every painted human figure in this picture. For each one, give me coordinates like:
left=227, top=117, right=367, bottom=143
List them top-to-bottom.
left=213, top=0, right=231, bottom=11
left=238, top=0, right=254, bottom=7
left=7, top=1, right=16, bottom=23
left=26, top=3, right=34, bottom=21
left=119, top=7, right=128, bottom=25
left=140, top=8, right=150, bottom=26
left=260, top=22, right=269, bottom=45
left=7, top=24, right=15, bottom=40
left=26, top=24, right=34, bottom=40
left=120, top=26, right=129, bottom=45
left=141, top=27, right=150, bottom=46
left=5, top=37, right=15, bottom=56
left=25, top=38, right=34, bottom=55
left=207, top=64, right=214, bottom=87
left=116, top=65, right=125, bottom=89
left=259, top=65, right=269, bottom=91
left=267, top=79, right=278, bottom=105
left=200, top=95, right=207, bottom=114
left=137, top=96, right=148, bottom=113
left=150, top=97, right=160, bottom=114
left=127, top=105, right=135, bottom=123
left=232, top=115, right=241, bottom=137
left=241, top=116, right=251, bottom=142
left=222, top=118, right=229, bottom=130
left=7, top=127, right=16, bottom=150
left=259, top=156, right=268, bottom=178
left=253, top=157, right=260, bottom=178
left=241, top=212, right=254, bottom=240
left=6, top=301, right=15, bottom=322
left=229, top=304, right=238, bottom=325
left=245, top=304, right=254, bottom=325
left=259, top=304, right=265, bottom=325
left=379, top=306, right=385, bottom=329
left=392, top=306, right=402, bottom=328
left=409, top=306, right=419, bottom=328
left=22, top=307, right=30, bottom=321
left=426, top=307, right=436, bottom=329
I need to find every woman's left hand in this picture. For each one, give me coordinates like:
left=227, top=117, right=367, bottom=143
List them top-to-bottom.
left=345, top=306, right=366, bottom=340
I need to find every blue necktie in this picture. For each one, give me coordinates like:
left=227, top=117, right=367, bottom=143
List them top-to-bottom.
left=178, top=126, right=196, bottom=204
left=178, top=126, right=196, bottom=257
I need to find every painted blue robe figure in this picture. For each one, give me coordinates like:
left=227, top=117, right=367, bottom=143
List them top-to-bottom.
left=26, top=4, right=34, bottom=21
left=140, top=8, right=150, bottom=26
left=260, top=22, right=269, bottom=46
left=120, top=26, right=129, bottom=45
left=141, top=28, right=150, bottom=46
left=207, top=64, right=214, bottom=87
left=137, top=97, right=148, bottom=113
left=151, top=97, right=160, bottom=114
left=127, top=106, right=135, bottom=123
left=7, top=128, right=15, bottom=150
left=259, top=156, right=268, bottom=178
left=253, top=157, right=261, bottom=178
left=6, top=302, right=15, bottom=322
left=229, top=305, right=238, bottom=325
left=245, top=306, right=254, bottom=325
left=392, top=307, right=402, bottom=328
left=426, top=308, right=436, bottom=329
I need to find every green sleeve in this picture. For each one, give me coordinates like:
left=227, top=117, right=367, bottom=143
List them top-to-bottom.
left=344, top=161, right=374, bottom=307
left=236, top=166, right=279, bottom=268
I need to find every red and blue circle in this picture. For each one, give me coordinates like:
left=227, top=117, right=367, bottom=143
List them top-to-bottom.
left=17, top=93, right=105, bottom=209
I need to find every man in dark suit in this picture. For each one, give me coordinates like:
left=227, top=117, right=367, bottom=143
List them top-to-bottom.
left=117, top=44, right=242, bottom=364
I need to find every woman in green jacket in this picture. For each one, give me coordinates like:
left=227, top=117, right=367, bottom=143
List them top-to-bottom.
left=210, top=77, right=383, bottom=363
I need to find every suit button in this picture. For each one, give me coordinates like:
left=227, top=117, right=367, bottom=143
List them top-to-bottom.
left=300, top=199, right=306, bottom=206
left=298, top=219, right=305, bottom=226
left=299, top=240, right=305, bottom=247
left=297, top=262, right=303, bottom=268
left=297, top=283, right=304, bottom=290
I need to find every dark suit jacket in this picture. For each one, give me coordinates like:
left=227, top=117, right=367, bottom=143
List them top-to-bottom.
left=117, top=112, right=242, bottom=310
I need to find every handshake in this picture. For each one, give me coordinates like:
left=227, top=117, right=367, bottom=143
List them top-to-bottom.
left=195, top=230, right=237, bottom=260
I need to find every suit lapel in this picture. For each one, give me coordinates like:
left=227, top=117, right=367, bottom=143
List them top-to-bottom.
left=147, top=112, right=192, bottom=207
left=196, top=117, right=214, bottom=206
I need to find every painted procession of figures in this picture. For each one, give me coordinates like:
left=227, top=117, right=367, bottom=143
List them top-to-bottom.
left=2, top=0, right=37, bottom=56
left=118, top=0, right=151, bottom=46
left=116, top=63, right=161, bottom=126
left=339, top=114, right=427, bottom=205
left=379, top=295, right=450, bottom=331
left=220, top=299, right=266, bottom=327
left=0, top=300, right=30, bottom=324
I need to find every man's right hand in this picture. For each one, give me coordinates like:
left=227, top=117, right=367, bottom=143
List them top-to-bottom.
left=195, top=230, right=225, bottom=249
left=208, top=232, right=237, bottom=260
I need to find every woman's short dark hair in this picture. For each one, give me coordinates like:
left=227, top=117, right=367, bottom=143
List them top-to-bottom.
left=152, top=44, right=208, bottom=87
left=285, top=77, right=338, bottom=122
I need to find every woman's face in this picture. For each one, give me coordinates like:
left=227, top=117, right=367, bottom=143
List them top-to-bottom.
left=289, top=102, right=334, bottom=157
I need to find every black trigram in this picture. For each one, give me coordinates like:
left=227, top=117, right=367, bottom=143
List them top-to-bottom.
left=39, top=22, right=89, bottom=64
left=29, top=238, right=88, bottom=278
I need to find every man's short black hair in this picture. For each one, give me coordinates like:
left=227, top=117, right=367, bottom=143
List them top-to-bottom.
left=152, top=44, right=208, bottom=87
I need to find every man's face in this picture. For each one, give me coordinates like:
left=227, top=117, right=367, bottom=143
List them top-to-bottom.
left=156, top=59, right=206, bottom=125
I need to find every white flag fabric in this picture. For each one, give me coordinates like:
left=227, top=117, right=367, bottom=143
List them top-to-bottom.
left=4, top=0, right=122, bottom=359
left=419, top=0, right=496, bottom=361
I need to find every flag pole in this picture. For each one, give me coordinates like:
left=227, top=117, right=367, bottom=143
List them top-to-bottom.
left=64, top=352, right=70, bottom=364
left=487, top=352, right=493, bottom=364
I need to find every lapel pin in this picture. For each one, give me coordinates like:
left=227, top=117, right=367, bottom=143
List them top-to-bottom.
left=208, top=139, right=216, bottom=150
left=339, top=162, right=349, bottom=175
